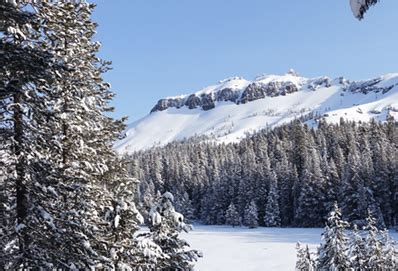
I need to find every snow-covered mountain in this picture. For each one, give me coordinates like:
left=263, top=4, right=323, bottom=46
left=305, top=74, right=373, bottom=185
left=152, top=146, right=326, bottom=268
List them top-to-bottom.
left=115, top=71, right=398, bottom=153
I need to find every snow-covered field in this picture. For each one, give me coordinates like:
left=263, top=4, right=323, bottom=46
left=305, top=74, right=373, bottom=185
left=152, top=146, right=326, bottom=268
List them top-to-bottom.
left=182, top=225, right=398, bottom=271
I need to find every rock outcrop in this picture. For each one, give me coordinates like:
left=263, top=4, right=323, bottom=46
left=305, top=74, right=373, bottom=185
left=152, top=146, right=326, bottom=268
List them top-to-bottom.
left=150, top=73, right=396, bottom=113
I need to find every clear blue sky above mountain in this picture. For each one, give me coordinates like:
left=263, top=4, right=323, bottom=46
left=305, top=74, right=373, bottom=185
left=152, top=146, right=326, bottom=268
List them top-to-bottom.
left=92, top=0, right=398, bottom=121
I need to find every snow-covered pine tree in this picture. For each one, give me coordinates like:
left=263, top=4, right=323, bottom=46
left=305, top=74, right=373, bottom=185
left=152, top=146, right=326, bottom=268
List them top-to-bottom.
left=350, top=0, right=380, bottom=20
left=0, top=1, right=64, bottom=268
left=0, top=2, right=144, bottom=268
left=130, top=120, right=397, bottom=228
left=371, top=141, right=393, bottom=227
left=294, top=143, right=326, bottom=227
left=340, top=145, right=369, bottom=224
left=277, top=156, right=295, bottom=226
left=322, top=156, right=340, bottom=214
left=102, top=170, right=146, bottom=269
left=264, top=172, right=281, bottom=227
left=140, top=178, right=156, bottom=223
left=172, top=182, right=195, bottom=221
left=145, top=192, right=202, bottom=270
left=243, top=200, right=259, bottom=228
left=225, top=202, right=241, bottom=227
left=317, top=202, right=351, bottom=270
left=363, top=210, right=384, bottom=270
left=348, top=225, right=367, bottom=270
left=380, top=229, right=398, bottom=270
left=295, top=243, right=315, bottom=271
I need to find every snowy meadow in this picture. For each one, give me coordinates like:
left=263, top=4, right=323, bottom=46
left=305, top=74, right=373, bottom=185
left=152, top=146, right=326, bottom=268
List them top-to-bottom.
left=182, top=225, right=398, bottom=271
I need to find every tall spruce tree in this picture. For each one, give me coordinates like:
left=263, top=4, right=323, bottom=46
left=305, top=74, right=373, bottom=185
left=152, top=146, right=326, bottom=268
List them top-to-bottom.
left=0, top=1, right=62, bottom=268
left=1, top=2, right=148, bottom=269
left=34, top=2, right=144, bottom=268
left=340, top=145, right=369, bottom=224
left=264, top=172, right=281, bottom=227
left=145, top=192, right=202, bottom=270
left=243, top=200, right=259, bottom=228
left=225, top=202, right=241, bottom=227
left=317, top=202, right=351, bottom=270
left=364, top=210, right=384, bottom=270
left=349, top=225, right=367, bottom=270
left=380, top=229, right=398, bottom=270
left=295, top=243, right=315, bottom=271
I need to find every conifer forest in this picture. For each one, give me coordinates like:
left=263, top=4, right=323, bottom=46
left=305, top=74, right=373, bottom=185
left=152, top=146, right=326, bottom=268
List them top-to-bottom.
left=1, top=0, right=397, bottom=270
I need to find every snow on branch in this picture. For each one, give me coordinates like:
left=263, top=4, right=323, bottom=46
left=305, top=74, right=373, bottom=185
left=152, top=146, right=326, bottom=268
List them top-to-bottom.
left=350, top=0, right=380, bottom=20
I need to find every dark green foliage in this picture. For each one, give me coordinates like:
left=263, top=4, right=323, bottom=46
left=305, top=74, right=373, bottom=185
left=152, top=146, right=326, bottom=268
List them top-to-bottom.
left=0, top=2, right=144, bottom=269
left=131, top=120, right=398, bottom=228
left=141, top=192, right=202, bottom=271
left=243, top=200, right=259, bottom=228
left=225, top=203, right=241, bottom=227
left=317, top=203, right=351, bottom=270
left=299, top=207, right=398, bottom=270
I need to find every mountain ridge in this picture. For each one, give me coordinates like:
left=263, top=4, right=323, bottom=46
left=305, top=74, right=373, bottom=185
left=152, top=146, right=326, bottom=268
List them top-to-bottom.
left=150, top=71, right=339, bottom=113
left=116, top=72, right=398, bottom=154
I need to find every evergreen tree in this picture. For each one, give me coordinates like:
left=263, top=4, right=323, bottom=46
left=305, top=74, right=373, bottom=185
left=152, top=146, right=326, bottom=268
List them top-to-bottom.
left=0, top=1, right=62, bottom=268
left=0, top=2, right=149, bottom=268
left=34, top=2, right=144, bottom=268
left=131, top=120, right=398, bottom=228
left=372, top=141, right=392, bottom=227
left=340, top=145, right=369, bottom=223
left=294, top=146, right=325, bottom=227
left=277, top=154, right=295, bottom=226
left=322, top=158, right=340, bottom=213
left=264, top=172, right=281, bottom=227
left=104, top=176, right=145, bottom=269
left=145, top=192, right=202, bottom=270
left=243, top=200, right=259, bottom=228
left=317, top=202, right=351, bottom=270
left=225, top=203, right=241, bottom=227
left=299, top=210, right=398, bottom=271
left=364, top=210, right=384, bottom=270
left=348, top=225, right=367, bottom=270
left=380, top=229, right=398, bottom=270
left=295, top=243, right=315, bottom=271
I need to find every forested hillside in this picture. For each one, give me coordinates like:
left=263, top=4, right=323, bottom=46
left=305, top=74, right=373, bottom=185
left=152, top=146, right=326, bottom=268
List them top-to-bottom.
left=130, top=119, right=398, bottom=228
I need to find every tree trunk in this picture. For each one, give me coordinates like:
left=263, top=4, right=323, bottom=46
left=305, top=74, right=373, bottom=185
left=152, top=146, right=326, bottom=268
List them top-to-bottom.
left=13, top=92, right=29, bottom=253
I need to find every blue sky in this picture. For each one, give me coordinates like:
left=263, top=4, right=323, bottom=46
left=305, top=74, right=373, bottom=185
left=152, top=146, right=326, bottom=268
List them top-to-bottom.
left=92, top=0, right=398, bottom=121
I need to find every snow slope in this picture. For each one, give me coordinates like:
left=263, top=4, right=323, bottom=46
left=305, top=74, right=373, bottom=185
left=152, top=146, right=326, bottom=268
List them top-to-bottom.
left=115, top=72, right=398, bottom=153
left=182, top=225, right=398, bottom=271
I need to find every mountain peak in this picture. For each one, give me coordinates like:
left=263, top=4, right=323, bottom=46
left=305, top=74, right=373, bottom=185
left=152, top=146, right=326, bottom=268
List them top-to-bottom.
left=117, top=72, right=398, bottom=153
left=150, top=72, right=333, bottom=113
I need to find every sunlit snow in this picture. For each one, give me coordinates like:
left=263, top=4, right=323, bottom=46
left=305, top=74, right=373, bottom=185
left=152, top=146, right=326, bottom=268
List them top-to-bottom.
left=115, top=73, right=398, bottom=154
left=182, top=225, right=398, bottom=271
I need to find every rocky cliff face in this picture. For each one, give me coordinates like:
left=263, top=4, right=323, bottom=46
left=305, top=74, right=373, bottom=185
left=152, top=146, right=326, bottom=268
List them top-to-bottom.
left=117, top=72, right=398, bottom=153
left=150, top=73, right=397, bottom=113
left=150, top=74, right=302, bottom=113
left=348, top=77, right=395, bottom=94
left=150, top=86, right=243, bottom=113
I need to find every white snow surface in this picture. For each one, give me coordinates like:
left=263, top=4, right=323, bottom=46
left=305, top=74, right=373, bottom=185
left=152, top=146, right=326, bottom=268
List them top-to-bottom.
left=115, top=73, right=398, bottom=153
left=181, top=225, right=398, bottom=271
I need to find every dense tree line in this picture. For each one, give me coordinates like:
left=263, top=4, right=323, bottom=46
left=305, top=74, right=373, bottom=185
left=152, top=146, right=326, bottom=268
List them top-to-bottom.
left=0, top=2, right=198, bottom=269
left=130, top=118, right=398, bottom=228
